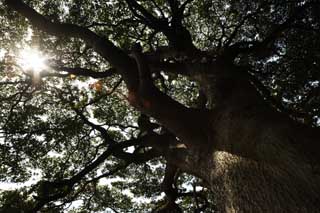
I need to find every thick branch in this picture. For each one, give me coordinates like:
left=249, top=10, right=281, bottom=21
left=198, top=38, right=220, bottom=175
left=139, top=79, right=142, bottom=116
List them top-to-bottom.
left=5, top=0, right=138, bottom=88
left=125, top=0, right=168, bottom=31
left=125, top=0, right=196, bottom=53
left=168, top=0, right=183, bottom=25
left=130, top=44, right=209, bottom=146
left=48, top=66, right=117, bottom=79
left=68, top=133, right=174, bottom=188
left=31, top=138, right=142, bottom=212
left=113, top=149, right=160, bottom=164
left=87, top=163, right=129, bottom=183
left=154, top=163, right=182, bottom=212
left=161, top=164, right=179, bottom=201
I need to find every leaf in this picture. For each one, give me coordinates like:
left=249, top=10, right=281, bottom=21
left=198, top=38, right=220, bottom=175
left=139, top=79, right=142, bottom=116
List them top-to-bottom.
left=69, top=74, right=76, bottom=79
left=90, top=80, right=103, bottom=92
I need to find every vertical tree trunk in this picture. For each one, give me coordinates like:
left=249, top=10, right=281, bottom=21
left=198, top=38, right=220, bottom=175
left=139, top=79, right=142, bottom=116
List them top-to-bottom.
left=174, top=63, right=320, bottom=212
left=176, top=107, right=320, bottom=212
left=207, top=150, right=320, bottom=212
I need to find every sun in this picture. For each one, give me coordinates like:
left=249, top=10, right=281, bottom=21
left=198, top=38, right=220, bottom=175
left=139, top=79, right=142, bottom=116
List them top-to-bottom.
left=18, top=47, right=48, bottom=73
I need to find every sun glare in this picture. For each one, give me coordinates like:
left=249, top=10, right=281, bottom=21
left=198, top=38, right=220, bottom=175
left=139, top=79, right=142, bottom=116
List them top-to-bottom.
left=18, top=47, right=47, bottom=73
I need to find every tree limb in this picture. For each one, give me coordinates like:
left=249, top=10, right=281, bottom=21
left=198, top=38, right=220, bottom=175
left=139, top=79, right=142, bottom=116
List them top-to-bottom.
left=5, top=0, right=138, bottom=89
left=124, top=0, right=196, bottom=53
left=125, top=0, right=167, bottom=31
left=130, top=44, right=209, bottom=146
left=48, top=66, right=117, bottom=79
left=153, top=163, right=182, bottom=212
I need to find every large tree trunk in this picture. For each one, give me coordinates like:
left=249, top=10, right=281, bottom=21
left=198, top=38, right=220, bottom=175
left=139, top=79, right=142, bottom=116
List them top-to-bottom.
left=170, top=62, right=320, bottom=212
left=206, top=110, right=320, bottom=212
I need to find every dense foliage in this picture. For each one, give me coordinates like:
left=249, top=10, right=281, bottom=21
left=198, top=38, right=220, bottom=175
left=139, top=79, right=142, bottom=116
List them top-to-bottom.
left=0, top=0, right=319, bottom=212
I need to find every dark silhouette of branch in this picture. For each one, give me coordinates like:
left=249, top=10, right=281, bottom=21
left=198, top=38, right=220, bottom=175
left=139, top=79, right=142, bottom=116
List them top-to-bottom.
left=5, top=0, right=138, bottom=89
left=124, top=0, right=196, bottom=53
left=125, top=0, right=166, bottom=30
left=86, top=18, right=141, bottom=28
left=130, top=44, right=208, bottom=147
left=47, top=66, right=117, bottom=79
left=73, top=108, right=113, bottom=144
left=30, top=133, right=165, bottom=212
left=86, top=163, right=130, bottom=183
left=153, top=164, right=182, bottom=212
left=177, top=190, right=209, bottom=212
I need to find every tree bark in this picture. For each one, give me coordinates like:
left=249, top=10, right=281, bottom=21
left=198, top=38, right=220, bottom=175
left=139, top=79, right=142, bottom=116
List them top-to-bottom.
left=167, top=62, right=320, bottom=212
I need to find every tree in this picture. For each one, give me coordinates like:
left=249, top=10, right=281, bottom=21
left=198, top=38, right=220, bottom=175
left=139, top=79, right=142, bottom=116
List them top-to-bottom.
left=1, top=0, right=320, bottom=212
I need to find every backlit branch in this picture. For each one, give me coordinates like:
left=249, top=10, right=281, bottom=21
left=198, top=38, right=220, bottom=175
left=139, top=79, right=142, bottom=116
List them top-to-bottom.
left=5, top=0, right=137, bottom=88
left=125, top=0, right=166, bottom=30
left=125, top=0, right=196, bottom=53
left=168, top=0, right=191, bottom=27
left=86, top=18, right=141, bottom=29
left=130, top=44, right=208, bottom=146
left=48, top=66, right=117, bottom=79
left=73, top=108, right=113, bottom=144
left=30, top=133, right=168, bottom=211
left=87, top=163, right=130, bottom=183
left=154, top=163, right=182, bottom=212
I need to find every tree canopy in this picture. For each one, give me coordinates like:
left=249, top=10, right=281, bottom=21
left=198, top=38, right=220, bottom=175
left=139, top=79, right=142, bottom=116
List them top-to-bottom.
left=0, top=0, right=319, bottom=212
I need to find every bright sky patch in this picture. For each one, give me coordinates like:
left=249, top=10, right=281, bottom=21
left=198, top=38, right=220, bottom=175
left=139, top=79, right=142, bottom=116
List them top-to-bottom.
left=17, top=47, right=48, bottom=73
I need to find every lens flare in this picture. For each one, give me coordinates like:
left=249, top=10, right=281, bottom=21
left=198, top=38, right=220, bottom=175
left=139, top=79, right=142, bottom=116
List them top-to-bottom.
left=18, top=47, right=47, bottom=73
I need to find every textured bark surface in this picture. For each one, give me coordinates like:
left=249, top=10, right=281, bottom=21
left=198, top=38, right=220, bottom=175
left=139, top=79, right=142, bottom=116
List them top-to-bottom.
left=176, top=64, right=320, bottom=212
left=206, top=107, right=320, bottom=212
left=209, top=150, right=320, bottom=212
